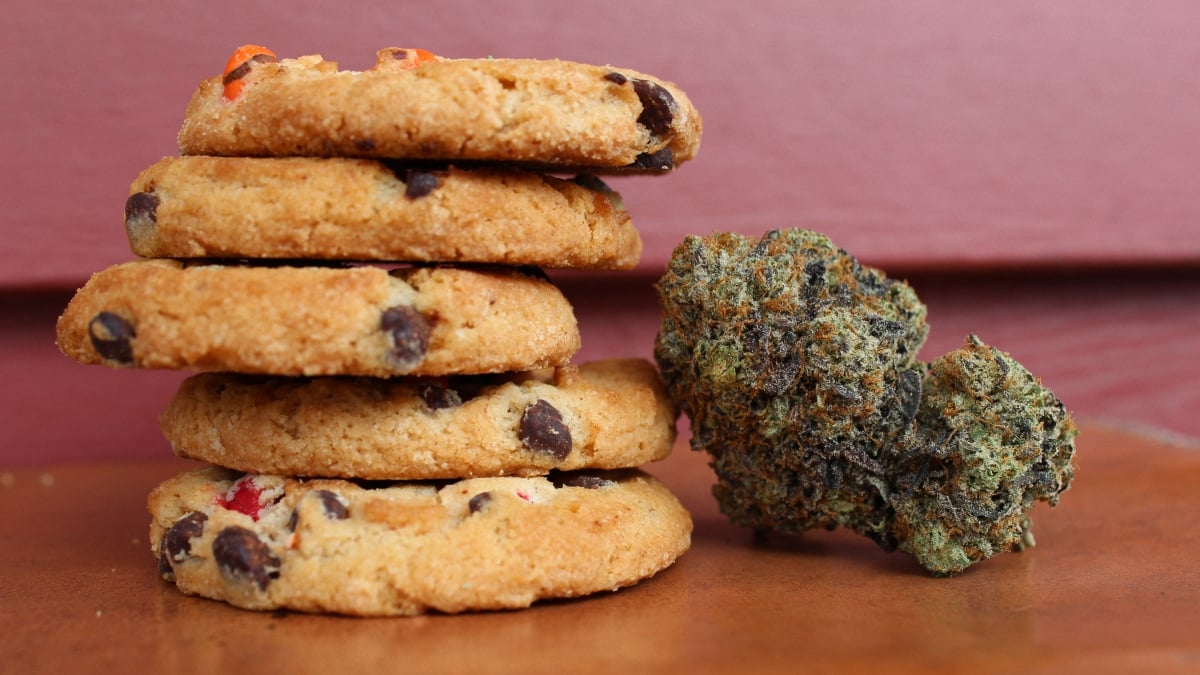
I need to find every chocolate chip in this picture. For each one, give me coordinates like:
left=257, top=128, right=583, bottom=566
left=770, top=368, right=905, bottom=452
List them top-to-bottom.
left=390, top=49, right=410, bottom=60
left=222, top=53, right=277, bottom=85
left=604, top=72, right=628, bottom=85
left=632, top=79, right=676, bottom=137
left=355, top=139, right=377, bottom=152
left=629, top=147, right=674, bottom=171
left=404, top=170, right=441, bottom=199
left=124, top=192, right=159, bottom=230
left=381, top=305, right=432, bottom=369
left=87, top=312, right=136, bottom=365
left=419, top=382, right=462, bottom=410
left=519, top=400, right=573, bottom=460
left=556, top=475, right=616, bottom=490
left=286, top=489, right=347, bottom=532
left=315, top=490, right=349, bottom=520
left=468, top=492, right=493, bottom=514
left=158, top=511, right=208, bottom=581
left=164, top=511, right=208, bottom=561
left=212, top=526, right=280, bottom=591
left=157, top=548, right=175, bottom=581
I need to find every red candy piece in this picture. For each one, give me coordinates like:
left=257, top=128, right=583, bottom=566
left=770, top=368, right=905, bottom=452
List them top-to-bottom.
left=217, top=476, right=266, bottom=520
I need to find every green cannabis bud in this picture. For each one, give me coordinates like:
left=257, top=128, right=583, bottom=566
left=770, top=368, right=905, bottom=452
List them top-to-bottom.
left=654, top=229, right=1078, bottom=575
left=888, top=336, right=1076, bottom=575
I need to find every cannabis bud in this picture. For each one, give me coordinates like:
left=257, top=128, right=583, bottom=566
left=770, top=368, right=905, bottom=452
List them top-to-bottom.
left=654, top=229, right=1077, bottom=575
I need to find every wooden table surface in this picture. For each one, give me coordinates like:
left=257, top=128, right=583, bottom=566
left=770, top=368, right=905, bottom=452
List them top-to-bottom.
left=2, top=424, right=1198, bottom=674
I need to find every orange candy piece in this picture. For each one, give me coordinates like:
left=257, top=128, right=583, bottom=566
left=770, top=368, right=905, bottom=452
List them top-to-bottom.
left=222, top=45, right=277, bottom=100
left=376, top=47, right=439, bottom=71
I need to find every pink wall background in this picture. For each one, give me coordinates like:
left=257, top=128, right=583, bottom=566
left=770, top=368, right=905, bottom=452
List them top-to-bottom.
left=5, top=0, right=1200, bottom=288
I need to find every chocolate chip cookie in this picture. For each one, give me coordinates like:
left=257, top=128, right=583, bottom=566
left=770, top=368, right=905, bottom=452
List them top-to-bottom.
left=178, top=46, right=702, bottom=172
left=126, top=157, right=640, bottom=268
left=56, top=260, right=579, bottom=376
left=160, top=358, right=676, bottom=479
left=149, top=465, right=693, bottom=615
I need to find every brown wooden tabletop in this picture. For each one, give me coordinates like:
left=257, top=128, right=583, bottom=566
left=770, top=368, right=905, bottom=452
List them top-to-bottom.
left=2, top=424, right=1198, bottom=674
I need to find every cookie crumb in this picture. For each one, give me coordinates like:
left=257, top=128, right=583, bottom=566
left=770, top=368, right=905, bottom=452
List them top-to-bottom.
left=39, top=472, right=55, bottom=488
left=1, top=473, right=13, bottom=488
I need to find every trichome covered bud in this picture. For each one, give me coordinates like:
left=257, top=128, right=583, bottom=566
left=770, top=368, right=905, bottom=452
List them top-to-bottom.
left=654, top=228, right=1077, bottom=575
left=888, top=335, right=1077, bottom=575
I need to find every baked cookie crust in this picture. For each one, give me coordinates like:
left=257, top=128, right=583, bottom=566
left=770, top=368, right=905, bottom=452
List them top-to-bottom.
left=178, top=49, right=701, bottom=172
left=126, top=157, right=640, bottom=268
left=56, top=260, right=579, bottom=376
left=161, top=359, right=676, bottom=479
left=149, top=466, right=693, bottom=615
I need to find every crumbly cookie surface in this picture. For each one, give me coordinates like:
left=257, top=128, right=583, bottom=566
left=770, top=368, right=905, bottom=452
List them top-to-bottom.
left=178, top=48, right=701, bottom=172
left=126, top=157, right=640, bottom=268
left=56, top=260, right=579, bottom=376
left=161, top=359, right=676, bottom=479
left=149, top=466, right=692, bottom=615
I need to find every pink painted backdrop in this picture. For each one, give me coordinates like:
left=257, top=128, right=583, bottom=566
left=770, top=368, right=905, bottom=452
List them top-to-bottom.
left=4, top=0, right=1200, bottom=288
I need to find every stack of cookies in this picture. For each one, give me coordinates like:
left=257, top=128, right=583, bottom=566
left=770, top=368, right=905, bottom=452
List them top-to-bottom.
left=56, top=45, right=702, bottom=615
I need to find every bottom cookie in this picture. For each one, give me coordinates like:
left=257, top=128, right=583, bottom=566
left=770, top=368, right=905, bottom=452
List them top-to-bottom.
left=149, top=466, right=692, bottom=616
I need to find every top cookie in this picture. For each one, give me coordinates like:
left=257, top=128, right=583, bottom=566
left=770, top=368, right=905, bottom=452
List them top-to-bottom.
left=178, top=46, right=702, bottom=172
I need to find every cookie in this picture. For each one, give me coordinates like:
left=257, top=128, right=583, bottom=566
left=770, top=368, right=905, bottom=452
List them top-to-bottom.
left=178, top=46, right=702, bottom=172
left=125, top=157, right=641, bottom=268
left=56, top=260, right=579, bottom=376
left=160, top=359, right=676, bottom=479
left=148, top=465, right=692, bottom=615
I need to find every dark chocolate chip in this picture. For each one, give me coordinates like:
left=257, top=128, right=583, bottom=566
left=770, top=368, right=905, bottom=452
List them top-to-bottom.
left=390, top=49, right=409, bottom=60
left=222, top=53, right=278, bottom=85
left=604, top=72, right=628, bottom=85
left=632, top=79, right=676, bottom=137
left=355, top=138, right=377, bottom=151
left=629, top=147, right=674, bottom=171
left=404, top=170, right=441, bottom=199
left=124, top=192, right=159, bottom=230
left=381, top=305, right=432, bottom=369
left=87, top=312, right=136, bottom=364
left=419, top=382, right=462, bottom=410
left=519, top=400, right=573, bottom=460
left=556, top=475, right=616, bottom=490
left=315, top=490, right=349, bottom=520
left=287, top=491, right=350, bottom=530
left=467, top=492, right=493, bottom=514
left=159, top=511, right=208, bottom=581
left=163, top=511, right=208, bottom=562
left=212, top=526, right=280, bottom=591
left=157, top=547, right=175, bottom=582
